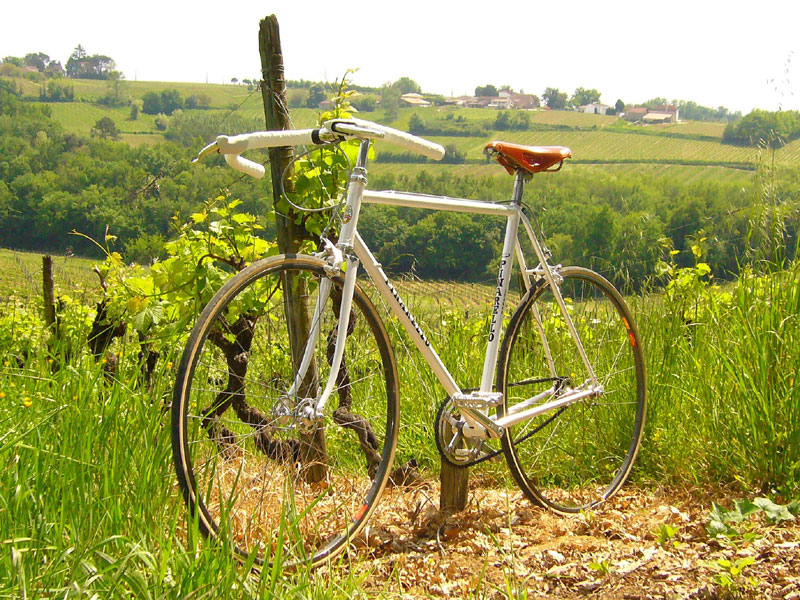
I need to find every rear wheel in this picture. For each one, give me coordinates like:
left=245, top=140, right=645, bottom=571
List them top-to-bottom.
left=171, top=255, right=399, bottom=567
left=497, top=267, right=646, bottom=513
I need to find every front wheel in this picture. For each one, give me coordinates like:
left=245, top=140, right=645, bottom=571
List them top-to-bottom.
left=171, top=255, right=399, bottom=567
left=497, top=267, right=646, bottom=513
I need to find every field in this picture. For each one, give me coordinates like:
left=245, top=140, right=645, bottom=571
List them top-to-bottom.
left=3, top=75, right=800, bottom=597
left=11, top=76, right=800, bottom=174
left=370, top=161, right=757, bottom=186
left=2, top=245, right=799, bottom=597
left=0, top=249, right=100, bottom=303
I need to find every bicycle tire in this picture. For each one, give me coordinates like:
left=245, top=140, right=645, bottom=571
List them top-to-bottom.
left=172, top=254, right=399, bottom=567
left=496, top=266, right=646, bottom=513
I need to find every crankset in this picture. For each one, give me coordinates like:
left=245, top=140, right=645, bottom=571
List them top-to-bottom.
left=434, top=378, right=572, bottom=469
left=434, top=396, right=503, bottom=469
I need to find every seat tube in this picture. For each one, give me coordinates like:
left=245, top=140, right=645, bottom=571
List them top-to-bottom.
left=479, top=171, right=526, bottom=392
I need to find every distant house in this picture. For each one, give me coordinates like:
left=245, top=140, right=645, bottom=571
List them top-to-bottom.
left=456, top=91, right=539, bottom=110
left=400, top=93, right=431, bottom=107
left=510, top=93, right=540, bottom=109
left=456, top=96, right=488, bottom=108
left=488, top=96, right=513, bottom=109
left=580, top=102, right=611, bottom=115
left=624, top=104, right=679, bottom=123
left=649, top=104, right=680, bottom=122
left=622, top=106, right=649, bottom=122
left=643, top=111, right=674, bottom=123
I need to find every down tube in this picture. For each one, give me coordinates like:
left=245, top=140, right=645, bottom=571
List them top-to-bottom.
left=354, top=233, right=461, bottom=398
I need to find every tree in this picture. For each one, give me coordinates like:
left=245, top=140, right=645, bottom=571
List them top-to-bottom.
left=65, top=45, right=87, bottom=77
left=66, top=45, right=117, bottom=80
left=23, top=52, right=50, bottom=72
left=2, top=56, right=24, bottom=67
left=45, top=61, right=65, bottom=78
left=394, top=76, right=421, bottom=94
left=231, top=77, right=238, bottom=85
left=39, top=80, right=74, bottom=102
left=305, top=84, right=326, bottom=108
left=380, top=84, right=401, bottom=120
left=475, top=84, right=498, bottom=97
left=542, top=87, right=567, bottom=110
left=571, top=87, right=601, bottom=107
left=159, top=89, right=184, bottom=115
left=141, top=91, right=162, bottom=115
left=185, top=93, right=211, bottom=110
left=351, top=95, right=377, bottom=112
left=644, top=97, right=669, bottom=108
left=129, top=99, right=142, bottom=120
left=615, top=99, right=625, bottom=114
left=723, top=109, right=800, bottom=148
left=494, top=111, right=511, bottom=130
left=510, top=111, right=530, bottom=130
left=408, top=112, right=425, bottom=134
left=91, top=116, right=120, bottom=140
left=441, top=143, right=465, bottom=164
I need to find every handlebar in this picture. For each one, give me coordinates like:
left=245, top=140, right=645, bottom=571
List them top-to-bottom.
left=193, top=118, right=446, bottom=179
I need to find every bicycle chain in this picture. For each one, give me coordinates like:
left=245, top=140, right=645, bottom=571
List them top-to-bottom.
left=434, top=379, right=568, bottom=469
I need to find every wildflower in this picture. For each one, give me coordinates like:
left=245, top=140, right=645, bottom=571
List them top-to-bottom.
left=167, top=362, right=173, bottom=370
left=0, top=392, right=5, bottom=399
left=23, top=397, right=32, bottom=407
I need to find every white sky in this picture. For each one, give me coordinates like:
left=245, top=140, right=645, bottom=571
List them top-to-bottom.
left=2, top=0, right=798, bottom=113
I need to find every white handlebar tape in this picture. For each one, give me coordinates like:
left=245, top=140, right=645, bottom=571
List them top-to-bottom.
left=349, top=119, right=445, bottom=161
left=216, top=129, right=316, bottom=153
left=224, top=153, right=266, bottom=179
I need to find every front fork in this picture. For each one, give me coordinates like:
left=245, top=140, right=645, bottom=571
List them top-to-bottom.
left=284, top=249, right=359, bottom=423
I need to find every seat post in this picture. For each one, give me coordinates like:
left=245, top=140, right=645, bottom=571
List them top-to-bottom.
left=511, top=168, right=528, bottom=205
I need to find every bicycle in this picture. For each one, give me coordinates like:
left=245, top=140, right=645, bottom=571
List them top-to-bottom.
left=171, top=117, right=647, bottom=568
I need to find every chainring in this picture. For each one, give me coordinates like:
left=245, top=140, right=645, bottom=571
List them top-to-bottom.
left=434, top=396, right=502, bottom=468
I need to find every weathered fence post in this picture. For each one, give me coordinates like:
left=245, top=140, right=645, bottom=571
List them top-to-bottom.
left=258, top=15, right=327, bottom=482
left=42, top=254, right=62, bottom=354
left=42, top=256, right=56, bottom=333
left=440, top=451, right=469, bottom=512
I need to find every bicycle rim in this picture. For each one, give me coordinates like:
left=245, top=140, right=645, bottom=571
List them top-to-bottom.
left=172, top=255, right=399, bottom=567
left=497, top=267, right=646, bottom=513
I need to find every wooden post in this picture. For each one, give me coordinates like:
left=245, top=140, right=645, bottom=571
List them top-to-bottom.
left=258, top=15, right=327, bottom=482
left=259, top=15, right=305, bottom=255
left=42, top=255, right=56, bottom=333
left=440, top=462, right=469, bottom=512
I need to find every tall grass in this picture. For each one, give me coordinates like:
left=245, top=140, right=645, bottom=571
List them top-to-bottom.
left=1, top=248, right=798, bottom=595
left=635, top=261, right=800, bottom=495
left=0, top=336, right=376, bottom=597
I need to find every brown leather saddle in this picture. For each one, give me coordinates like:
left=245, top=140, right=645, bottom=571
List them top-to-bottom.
left=485, top=141, right=572, bottom=175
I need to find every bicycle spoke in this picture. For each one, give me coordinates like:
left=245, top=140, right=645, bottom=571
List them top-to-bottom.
left=173, top=257, right=399, bottom=567
left=499, top=267, right=646, bottom=513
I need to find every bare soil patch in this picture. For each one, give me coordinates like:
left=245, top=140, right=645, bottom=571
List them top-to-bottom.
left=332, top=479, right=800, bottom=599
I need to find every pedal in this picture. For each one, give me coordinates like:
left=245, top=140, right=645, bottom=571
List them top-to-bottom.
left=451, top=392, right=504, bottom=439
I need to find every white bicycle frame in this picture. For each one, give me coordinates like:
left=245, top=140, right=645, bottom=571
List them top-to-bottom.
left=288, top=138, right=601, bottom=440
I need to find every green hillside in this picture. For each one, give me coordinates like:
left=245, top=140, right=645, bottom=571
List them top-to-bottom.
left=7, top=75, right=793, bottom=173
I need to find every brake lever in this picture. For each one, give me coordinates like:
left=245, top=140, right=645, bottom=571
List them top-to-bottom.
left=193, top=141, right=220, bottom=163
